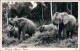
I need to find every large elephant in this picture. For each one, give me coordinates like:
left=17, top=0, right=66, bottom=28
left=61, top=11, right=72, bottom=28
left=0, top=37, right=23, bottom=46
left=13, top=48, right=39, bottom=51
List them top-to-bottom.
left=52, top=12, right=77, bottom=38
left=12, top=17, right=36, bottom=41
left=37, top=24, right=58, bottom=33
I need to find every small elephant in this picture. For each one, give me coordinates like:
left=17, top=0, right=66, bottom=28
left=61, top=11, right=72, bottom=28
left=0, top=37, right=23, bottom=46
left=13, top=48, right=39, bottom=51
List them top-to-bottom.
left=52, top=12, right=77, bottom=38
left=12, top=17, right=36, bottom=40
left=37, top=24, right=58, bottom=33
left=6, top=25, right=19, bottom=38
left=6, top=25, right=14, bottom=37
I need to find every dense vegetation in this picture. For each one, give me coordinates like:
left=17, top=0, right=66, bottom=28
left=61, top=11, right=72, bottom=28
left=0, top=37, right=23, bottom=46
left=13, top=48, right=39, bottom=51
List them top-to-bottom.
left=2, top=2, right=78, bottom=48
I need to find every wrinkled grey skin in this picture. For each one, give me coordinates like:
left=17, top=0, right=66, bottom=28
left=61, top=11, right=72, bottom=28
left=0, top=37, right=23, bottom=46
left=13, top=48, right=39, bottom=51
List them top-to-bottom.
left=52, top=12, right=77, bottom=38
left=12, top=17, right=36, bottom=41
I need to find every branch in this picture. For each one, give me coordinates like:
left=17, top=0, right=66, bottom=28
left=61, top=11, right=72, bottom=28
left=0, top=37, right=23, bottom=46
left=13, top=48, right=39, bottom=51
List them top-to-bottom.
left=67, top=3, right=72, bottom=14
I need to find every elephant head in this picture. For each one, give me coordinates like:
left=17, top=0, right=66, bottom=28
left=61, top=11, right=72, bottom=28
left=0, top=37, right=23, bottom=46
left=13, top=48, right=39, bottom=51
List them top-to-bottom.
left=52, top=12, right=70, bottom=25
left=52, top=12, right=63, bottom=25
left=60, top=12, right=70, bottom=25
left=8, top=16, right=19, bottom=26
left=12, top=17, right=27, bottom=27
left=12, top=17, right=36, bottom=41
left=8, top=18, right=15, bottom=26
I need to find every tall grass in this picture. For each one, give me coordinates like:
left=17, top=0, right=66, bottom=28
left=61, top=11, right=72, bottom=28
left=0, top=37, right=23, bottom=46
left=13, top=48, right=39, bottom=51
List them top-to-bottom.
left=2, top=20, right=78, bottom=48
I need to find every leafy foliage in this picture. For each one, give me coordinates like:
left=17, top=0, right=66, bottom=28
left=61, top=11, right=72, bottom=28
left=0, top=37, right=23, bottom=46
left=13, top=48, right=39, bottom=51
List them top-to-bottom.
left=2, top=2, right=78, bottom=48
left=2, top=2, right=78, bottom=21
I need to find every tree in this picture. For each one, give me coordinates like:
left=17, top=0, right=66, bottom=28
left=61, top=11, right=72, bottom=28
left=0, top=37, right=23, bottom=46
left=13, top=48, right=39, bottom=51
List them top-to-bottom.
left=9, top=2, right=33, bottom=18
left=50, top=2, right=52, bottom=22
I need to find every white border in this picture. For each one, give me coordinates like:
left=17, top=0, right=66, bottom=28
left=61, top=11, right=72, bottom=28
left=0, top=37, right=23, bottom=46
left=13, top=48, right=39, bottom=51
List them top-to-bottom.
left=0, top=0, right=80, bottom=51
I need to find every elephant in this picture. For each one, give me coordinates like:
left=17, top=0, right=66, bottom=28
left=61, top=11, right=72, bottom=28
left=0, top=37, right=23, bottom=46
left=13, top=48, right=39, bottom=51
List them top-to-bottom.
left=52, top=12, right=77, bottom=38
left=12, top=17, right=36, bottom=41
left=6, top=24, right=19, bottom=38
left=37, top=24, right=58, bottom=33
left=6, top=25, right=14, bottom=37
left=12, top=26, right=19, bottom=38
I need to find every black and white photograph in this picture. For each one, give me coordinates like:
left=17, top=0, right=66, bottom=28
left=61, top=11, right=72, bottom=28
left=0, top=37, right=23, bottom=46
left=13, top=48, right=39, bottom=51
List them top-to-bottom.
left=2, top=1, right=78, bottom=48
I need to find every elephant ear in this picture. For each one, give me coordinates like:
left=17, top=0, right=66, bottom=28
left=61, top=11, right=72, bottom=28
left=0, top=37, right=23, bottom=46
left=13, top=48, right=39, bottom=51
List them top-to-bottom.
left=52, top=12, right=59, bottom=20
left=52, top=12, right=61, bottom=24
left=62, top=13, right=70, bottom=25
left=18, top=18, right=26, bottom=27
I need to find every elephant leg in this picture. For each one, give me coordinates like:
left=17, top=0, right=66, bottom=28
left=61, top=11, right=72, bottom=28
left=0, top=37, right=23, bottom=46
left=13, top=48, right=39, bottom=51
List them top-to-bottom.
left=59, top=23, right=64, bottom=38
left=70, top=26, right=75, bottom=38
left=14, top=27, right=19, bottom=38
left=63, top=27, right=67, bottom=39
left=59, top=28, right=62, bottom=38
left=18, top=29, right=21, bottom=40
left=22, top=30, right=26, bottom=40
left=7, top=31, right=10, bottom=37
left=9, top=31, right=14, bottom=37
left=14, top=31, right=18, bottom=38
left=66, top=31, right=69, bottom=38
left=70, top=31, right=74, bottom=38
left=7, top=33, right=10, bottom=37
left=29, top=33, right=33, bottom=37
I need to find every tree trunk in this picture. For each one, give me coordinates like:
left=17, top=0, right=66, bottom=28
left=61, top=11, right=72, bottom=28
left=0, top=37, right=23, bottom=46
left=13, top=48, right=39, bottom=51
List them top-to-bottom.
left=50, top=2, right=52, bottom=22
left=71, top=2, right=72, bottom=15
left=55, top=3, right=57, bottom=12
left=67, top=3, right=72, bottom=14
left=6, top=6, right=9, bottom=26
left=42, top=6, right=44, bottom=21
